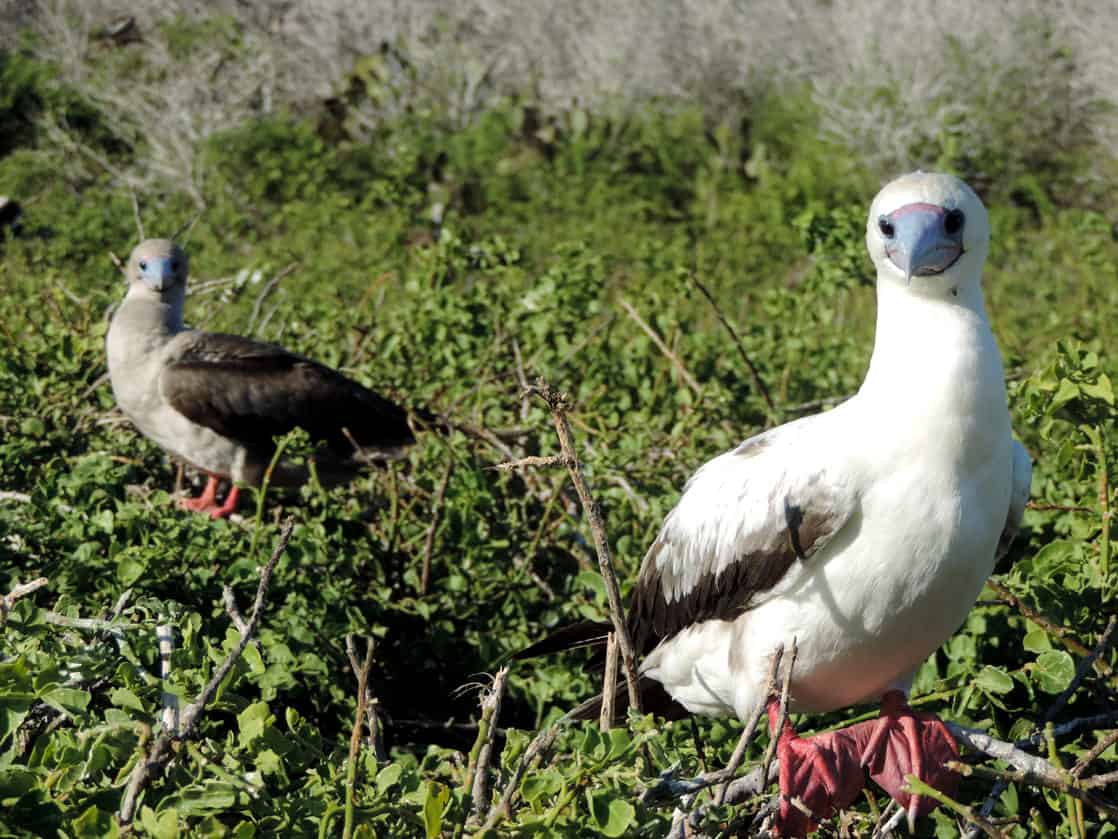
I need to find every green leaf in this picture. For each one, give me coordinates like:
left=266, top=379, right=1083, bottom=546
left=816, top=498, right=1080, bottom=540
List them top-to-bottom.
left=1081, top=373, right=1115, bottom=406
left=1051, top=378, right=1081, bottom=409
left=1022, top=628, right=1053, bottom=653
left=1033, top=650, right=1075, bottom=694
left=975, top=665, right=1015, bottom=694
left=110, top=687, right=147, bottom=713
left=237, top=701, right=272, bottom=748
left=375, top=763, right=403, bottom=793
left=521, top=769, right=563, bottom=804
left=421, top=781, right=449, bottom=839
left=585, top=790, right=636, bottom=837
left=140, top=805, right=180, bottom=839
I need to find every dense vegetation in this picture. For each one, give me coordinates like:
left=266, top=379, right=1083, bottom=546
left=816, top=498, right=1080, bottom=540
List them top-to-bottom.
left=1, top=6, right=1117, bottom=837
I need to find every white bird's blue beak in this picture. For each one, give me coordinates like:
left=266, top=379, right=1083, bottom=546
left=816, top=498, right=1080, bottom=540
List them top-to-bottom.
left=879, top=203, right=965, bottom=283
left=138, top=257, right=177, bottom=292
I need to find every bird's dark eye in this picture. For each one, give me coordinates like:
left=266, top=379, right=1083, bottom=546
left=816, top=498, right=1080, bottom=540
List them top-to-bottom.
left=944, top=208, right=965, bottom=235
left=878, top=216, right=895, bottom=238
left=139, top=260, right=148, bottom=271
left=171, top=260, right=179, bottom=272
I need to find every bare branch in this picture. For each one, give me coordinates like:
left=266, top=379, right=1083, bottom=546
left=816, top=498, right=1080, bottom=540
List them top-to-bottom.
left=248, top=262, right=299, bottom=335
left=691, top=276, right=780, bottom=425
left=618, top=297, right=701, bottom=395
left=534, top=378, right=642, bottom=715
left=492, top=454, right=569, bottom=471
left=419, top=460, right=454, bottom=595
left=118, top=518, right=293, bottom=828
left=2, top=577, right=48, bottom=622
left=985, top=578, right=1116, bottom=684
left=156, top=623, right=178, bottom=734
left=600, top=633, right=619, bottom=731
left=345, top=635, right=386, bottom=762
left=344, top=636, right=375, bottom=839
left=761, top=638, right=797, bottom=789
left=717, top=643, right=784, bottom=804
left=466, top=667, right=510, bottom=825
left=482, top=723, right=561, bottom=831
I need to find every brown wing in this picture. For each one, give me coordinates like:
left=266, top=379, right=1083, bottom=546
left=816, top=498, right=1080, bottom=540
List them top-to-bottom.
left=161, top=331, right=414, bottom=457
left=625, top=423, right=856, bottom=656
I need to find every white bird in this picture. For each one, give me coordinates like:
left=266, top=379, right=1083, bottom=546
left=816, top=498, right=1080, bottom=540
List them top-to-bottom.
left=517, top=172, right=1032, bottom=835
left=106, top=239, right=416, bottom=518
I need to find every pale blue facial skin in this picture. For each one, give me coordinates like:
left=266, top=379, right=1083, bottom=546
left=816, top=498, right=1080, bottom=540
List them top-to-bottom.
left=879, top=202, right=965, bottom=282
left=137, top=256, right=180, bottom=292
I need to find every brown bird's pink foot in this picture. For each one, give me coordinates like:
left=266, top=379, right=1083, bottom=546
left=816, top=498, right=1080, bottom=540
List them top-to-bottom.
left=178, top=477, right=241, bottom=519
left=859, top=690, right=960, bottom=829
left=768, top=701, right=868, bottom=837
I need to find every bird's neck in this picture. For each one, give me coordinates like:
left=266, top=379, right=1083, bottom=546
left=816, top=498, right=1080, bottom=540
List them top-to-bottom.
left=858, top=275, right=1007, bottom=429
left=107, top=289, right=186, bottom=373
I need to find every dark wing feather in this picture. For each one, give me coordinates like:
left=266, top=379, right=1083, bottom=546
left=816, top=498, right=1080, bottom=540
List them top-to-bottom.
left=162, top=332, right=414, bottom=455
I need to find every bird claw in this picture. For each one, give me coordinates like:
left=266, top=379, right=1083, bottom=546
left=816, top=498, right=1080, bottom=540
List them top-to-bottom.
left=177, top=479, right=239, bottom=519
left=860, top=690, right=960, bottom=821
left=770, top=709, right=869, bottom=837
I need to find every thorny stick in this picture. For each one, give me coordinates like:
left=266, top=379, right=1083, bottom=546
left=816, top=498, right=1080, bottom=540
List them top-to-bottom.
left=247, top=261, right=299, bottom=335
left=691, top=275, right=780, bottom=425
left=618, top=297, right=702, bottom=395
left=534, top=379, right=643, bottom=715
left=492, top=454, right=568, bottom=471
left=420, top=459, right=454, bottom=595
left=117, top=518, right=293, bottom=828
left=1, top=577, right=48, bottom=623
left=985, top=577, right=1116, bottom=684
left=1044, top=616, right=1117, bottom=723
left=156, top=623, right=177, bottom=733
left=600, top=633, right=619, bottom=731
left=345, top=635, right=386, bottom=761
left=344, top=636, right=374, bottom=839
left=761, top=638, right=797, bottom=790
left=717, top=643, right=784, bottom=804
left=465, top=667, right=509, bottom=825
left=482, top=723, right=561, bottom=830
left=1072, top=728, right=1118, bottom=776
left=947, top=761, right=1118, bottom=818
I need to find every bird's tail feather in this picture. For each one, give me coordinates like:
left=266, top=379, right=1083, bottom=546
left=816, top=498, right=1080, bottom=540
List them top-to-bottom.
left=511, top=620, right=613, bottom=660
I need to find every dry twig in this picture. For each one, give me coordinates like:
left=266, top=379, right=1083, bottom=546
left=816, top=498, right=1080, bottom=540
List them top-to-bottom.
left=691, top=276, right=779, bottom=424
left=618, top=297, right=701, bottom=395
left=533, top=378, right=643, bottom=716
left=420, top=460, right=454, bottom=595
left=117, top=518, right=293, bottom=828
left=1, top=577, right=48, bottom=623
left=600, top=633, right=619, bottom=731
left=345, top=635, right=386, bottom=762
left=344, top=636, right=375, bottom=839
left=717, top=644, right=784, bottom=804
left=466, top=667, right=510, bottom=825
left=482, top=723, right=561, bottom=830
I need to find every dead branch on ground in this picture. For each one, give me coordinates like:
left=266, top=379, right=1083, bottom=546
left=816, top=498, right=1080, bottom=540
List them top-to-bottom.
left=117, top=518, right=293, bottom=829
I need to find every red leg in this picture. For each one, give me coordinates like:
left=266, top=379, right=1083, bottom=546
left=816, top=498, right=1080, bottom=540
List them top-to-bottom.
left=178, top=476, right=219, bottom=512
left=177, top=478, right=241, bottom=519
left=207, top=484, right=240, bottom=519
left=859, top=690, right=960, bottom=828
left=767, top=701, right=867, bottom=837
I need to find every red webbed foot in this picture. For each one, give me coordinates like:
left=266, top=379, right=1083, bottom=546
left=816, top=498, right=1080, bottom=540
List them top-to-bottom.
left=178, top=477, right=241, bottom=519
left=860, top=690, right=960, bottom=827
left=769, top=702, right=869, bottom=837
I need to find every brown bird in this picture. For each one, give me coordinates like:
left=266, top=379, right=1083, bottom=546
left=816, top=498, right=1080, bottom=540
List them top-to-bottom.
left=106, top=239, right=415, bottom=518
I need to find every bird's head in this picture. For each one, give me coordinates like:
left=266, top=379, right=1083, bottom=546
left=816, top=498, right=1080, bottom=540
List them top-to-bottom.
left=865, top=172, right=989, bottom=298
left=125, top=239, right=189, bottom=299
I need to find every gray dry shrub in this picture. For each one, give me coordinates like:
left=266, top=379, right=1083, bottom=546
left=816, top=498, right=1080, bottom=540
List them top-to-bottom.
left=7, top=0, right=1117, bottom=193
